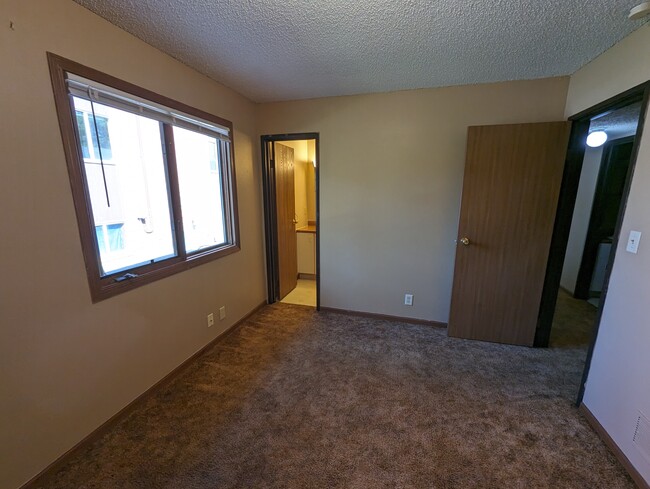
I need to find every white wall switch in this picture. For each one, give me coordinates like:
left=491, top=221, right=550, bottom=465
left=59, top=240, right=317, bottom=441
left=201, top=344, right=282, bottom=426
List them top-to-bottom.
left=626, top=230, right=642, bottom=254
left=404, top=294, right=413, bottom=306
left=219, top=306, right=226, bottom=320
left=207, top=313, right=214, bottom=327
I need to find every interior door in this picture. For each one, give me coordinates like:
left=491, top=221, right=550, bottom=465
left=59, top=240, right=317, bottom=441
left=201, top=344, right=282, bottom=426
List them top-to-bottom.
left=448, top=122, right=572, bottom=346
left=275, top=143, right=298, bottom=299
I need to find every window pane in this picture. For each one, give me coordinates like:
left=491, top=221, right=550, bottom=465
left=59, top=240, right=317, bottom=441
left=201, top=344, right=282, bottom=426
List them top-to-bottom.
left=72, top=96, right=176, bottom=276
left=75, top=111, right=90, bottom=159
left=89, top=114, right=113, bottom=160
left=173, top=127, right=226, bottom=253
left=208, top=141, right=218, bottom=172
left=106, top=223, right=125, bottom=251
left=95, top=226, right=106, bottom=254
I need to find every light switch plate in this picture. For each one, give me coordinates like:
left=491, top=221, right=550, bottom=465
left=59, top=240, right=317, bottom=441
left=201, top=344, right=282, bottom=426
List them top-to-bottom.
left=627, top=230, right=642, bottom=254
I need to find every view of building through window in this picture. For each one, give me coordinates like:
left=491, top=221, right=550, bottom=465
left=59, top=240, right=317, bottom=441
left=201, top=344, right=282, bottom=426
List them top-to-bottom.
left=72, top=96, right=230, bottom=276
left=73, top=96, right=177, bottom=275
left=173, top=126, right=226, bottom=253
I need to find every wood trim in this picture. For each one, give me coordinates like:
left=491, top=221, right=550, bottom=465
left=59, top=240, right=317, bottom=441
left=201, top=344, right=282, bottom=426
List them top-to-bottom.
left=48, top=52, right=104, bottom=300
left=163, top=123, right=187, bottom=260
left=263, top=133, right=320, bottom=142
left=315, top=137, right=321, bottom=311
left=223, top=138, right=241, bottom=253
left=261, top=139, right=279, bottom=303
left=90, top=245, right=241, bottom=302
left=298, top=273, right=316, bottom=280
left=20, top=300, right=267, bottom=489
left=320, top=306, right=447, bottom=328
left=579, top=404, right=650, bottom=489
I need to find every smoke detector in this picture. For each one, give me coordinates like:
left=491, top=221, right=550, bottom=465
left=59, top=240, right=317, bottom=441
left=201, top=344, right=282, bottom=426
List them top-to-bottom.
left=629, top=2, right=650, bottom=20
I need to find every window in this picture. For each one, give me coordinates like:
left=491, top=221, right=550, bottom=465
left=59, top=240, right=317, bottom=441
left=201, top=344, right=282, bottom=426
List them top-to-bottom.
left=48, top=53, right=239, bottom=302
left=75, top=110, right=112, bottom=160
left=95, top=224, right=125, bottom=254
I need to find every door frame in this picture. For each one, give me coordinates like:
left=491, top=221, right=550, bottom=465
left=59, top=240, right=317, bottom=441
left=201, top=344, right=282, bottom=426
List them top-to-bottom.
left=535, top=81, right=650, bottom=404
left=261, top=133, right=320, bottom=309
left=574, top=136, right=635, bottom=300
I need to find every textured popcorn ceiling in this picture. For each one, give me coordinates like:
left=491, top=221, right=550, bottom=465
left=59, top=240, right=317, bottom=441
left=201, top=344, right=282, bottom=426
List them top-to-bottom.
left=73, top=0, right=647, bottom=102
left=590, top=101, right=642, bottom=139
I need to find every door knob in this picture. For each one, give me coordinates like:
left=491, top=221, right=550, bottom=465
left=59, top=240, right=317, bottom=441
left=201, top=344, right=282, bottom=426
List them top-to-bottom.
left=459, top=237, right=470, bottom=246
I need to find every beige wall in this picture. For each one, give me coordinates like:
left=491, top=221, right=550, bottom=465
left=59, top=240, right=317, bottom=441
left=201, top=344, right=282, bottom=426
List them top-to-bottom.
left=0, top=1, right=266, bottom=488
left=565, top=23, right=650, bottom=484
left=257, top=78, right=569, bottom=321
left=295, top=159, right=309, bottom=228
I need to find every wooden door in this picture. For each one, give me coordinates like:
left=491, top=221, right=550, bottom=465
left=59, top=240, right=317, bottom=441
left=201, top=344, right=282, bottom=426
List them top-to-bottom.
left=448, top=122, right=571, bottom=346
left=275, top=143, right=298, bottom=299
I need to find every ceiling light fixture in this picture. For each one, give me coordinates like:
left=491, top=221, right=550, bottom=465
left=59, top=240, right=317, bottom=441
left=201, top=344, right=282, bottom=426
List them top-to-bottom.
left=629, top=2, right=650, bottom=20
left=586, top=131, right=608, bottom=148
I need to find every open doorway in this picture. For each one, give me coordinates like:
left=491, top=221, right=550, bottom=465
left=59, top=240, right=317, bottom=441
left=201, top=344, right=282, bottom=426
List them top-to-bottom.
left=536, top=82, right=649, bottom=404
left=549, top=104, right=641, bottom=346
left=572, top=130, right=638, bottom=306
left=261, top=134, right=319, bottom=308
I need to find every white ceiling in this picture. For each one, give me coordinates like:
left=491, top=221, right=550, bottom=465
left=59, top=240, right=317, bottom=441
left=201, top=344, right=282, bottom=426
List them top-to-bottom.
left=73, top=0, right=647, bottom=103
left=590, top=101, right=642, bottom=139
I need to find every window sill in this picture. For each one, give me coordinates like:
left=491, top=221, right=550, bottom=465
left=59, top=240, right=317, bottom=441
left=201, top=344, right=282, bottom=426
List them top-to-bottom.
left=90, top=243, right=240, bottom=302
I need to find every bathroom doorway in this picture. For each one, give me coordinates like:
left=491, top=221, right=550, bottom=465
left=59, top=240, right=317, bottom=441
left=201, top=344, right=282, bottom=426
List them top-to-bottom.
left=261, top=133, right=319, bottom=308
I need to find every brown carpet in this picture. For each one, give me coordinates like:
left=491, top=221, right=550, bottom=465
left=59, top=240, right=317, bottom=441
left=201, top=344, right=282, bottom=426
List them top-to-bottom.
left=550, top=288, right=598, bottom=348
left=36, top=302, right=633, bottom=488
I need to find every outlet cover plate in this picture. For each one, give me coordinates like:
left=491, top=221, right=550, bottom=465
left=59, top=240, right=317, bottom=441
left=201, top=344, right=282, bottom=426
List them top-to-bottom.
left=626, top=230, right=642, bottom=254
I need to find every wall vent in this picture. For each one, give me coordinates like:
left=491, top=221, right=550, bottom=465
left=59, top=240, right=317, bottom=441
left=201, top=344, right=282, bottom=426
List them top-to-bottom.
left=633, top=412, right=650, bottom=463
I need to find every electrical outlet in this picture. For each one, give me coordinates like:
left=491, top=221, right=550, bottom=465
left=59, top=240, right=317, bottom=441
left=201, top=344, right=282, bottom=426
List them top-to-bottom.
left=627, top=230, right=642, bottom=254
left=404, top=294, right=413, bottom=306
left=219, top=306, right=226, bottom=320
left=207, top=313, right=214, bottom=328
